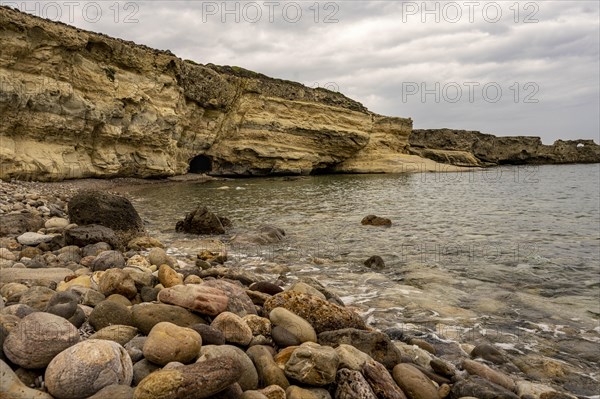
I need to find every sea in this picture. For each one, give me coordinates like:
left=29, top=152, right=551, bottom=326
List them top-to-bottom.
left=127, top=164, right=600, bottom=395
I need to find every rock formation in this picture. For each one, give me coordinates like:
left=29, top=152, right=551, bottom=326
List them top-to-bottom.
left=0, top=6, right=422, bottom=181
left=410, top=129, right=600, bottom=167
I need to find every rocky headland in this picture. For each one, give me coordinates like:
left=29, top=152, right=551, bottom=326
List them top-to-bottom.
left=1, top=6, right=598, bottom=182
left=410, top=129, right=600, bottom=167
left=0, top=182, right=596, bottom=399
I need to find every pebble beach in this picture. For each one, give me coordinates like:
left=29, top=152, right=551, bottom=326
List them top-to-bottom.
left=0, top=178, right=596, bottom=399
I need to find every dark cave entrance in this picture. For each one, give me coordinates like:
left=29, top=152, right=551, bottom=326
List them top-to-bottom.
left=188, top=155, right=212, bottom=174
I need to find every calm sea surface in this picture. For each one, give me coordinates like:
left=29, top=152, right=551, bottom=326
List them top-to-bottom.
left=128, top=164, right=600, bottom=387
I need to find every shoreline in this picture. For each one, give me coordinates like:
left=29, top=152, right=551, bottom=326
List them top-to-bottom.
left=0, top=179, right=598, bottom=398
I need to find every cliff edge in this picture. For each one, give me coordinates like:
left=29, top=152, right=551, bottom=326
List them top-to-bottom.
left=1, top=6, right=430, bottom=181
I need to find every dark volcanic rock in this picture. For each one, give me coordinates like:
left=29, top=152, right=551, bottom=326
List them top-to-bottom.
left=68, top=191, right=144, bottom=234
left=176, top=206, right=227, bottom=234
left=361, top=215, right=392, bottom=226
left=364, top=255, right=385, bottom=270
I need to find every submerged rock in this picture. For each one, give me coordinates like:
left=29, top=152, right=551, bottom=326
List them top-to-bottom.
left=175, top=206, right=227, bottom=235
left=361, top=215, right=392, bottom=226
left=264, top=292, right=366, bottom=334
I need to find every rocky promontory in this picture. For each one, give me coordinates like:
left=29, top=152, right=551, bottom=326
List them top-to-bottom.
left=410, top=129, right=600, bottom=167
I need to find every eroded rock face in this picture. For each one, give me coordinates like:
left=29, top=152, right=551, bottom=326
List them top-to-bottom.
left=0, top=6, right=412, bottom=181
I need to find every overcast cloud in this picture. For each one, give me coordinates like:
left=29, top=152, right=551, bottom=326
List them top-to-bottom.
left=7, top=0, right=599, bottom=143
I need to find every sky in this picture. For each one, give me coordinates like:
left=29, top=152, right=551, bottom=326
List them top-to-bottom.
left=6, top=0, right=600, bottom=143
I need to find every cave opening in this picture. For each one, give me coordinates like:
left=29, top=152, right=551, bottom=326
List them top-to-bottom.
left=188, top=155, right=212, bottom=174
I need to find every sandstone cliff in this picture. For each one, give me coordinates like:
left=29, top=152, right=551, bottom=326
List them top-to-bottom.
left=0, top=6, right=425, bottom=181
left=410, top=129, right=600, bottom=167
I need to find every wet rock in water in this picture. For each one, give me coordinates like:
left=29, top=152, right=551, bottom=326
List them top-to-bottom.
left=68, top=191, right=144, bottom=235
left=175, top=206, right=227, bottom=235
left=0, top=213, right=44, bottom=236
left=361, top=215, right=392, bottom=226
left=64, top=225, right=120, bottom=248
left=232, top=225, right=286, bottom=245
left=16, top=232, right=54, bottom=246
left=91, top=250, right=126, bottom=271
left=363, top=255, right=385, bottom=270
left=158, top=264, right=183, bottom=287
left=98, top=269, right=138, bottom=299
left=202, top=279, right=258, bottom=316
left=249, top=281, right=284, bottom=295
left=287, top=282, right=326, bottom=300
left=157, top=284, right=229, bottom=316
left=19, top=286, right=55, bottom=310
left=44, top=291, right=79, bottom=319
left=264, top=292, right=366, bottom=334
left=89, top=300, right=134, bottom=330
left=132, top=303, right=206, bottom=335
left=269, top=307, right=317, bottom=343
left=211, top=311, right=253, bottom=346
left=3, top=312, right=80, bottom=369
left=143, top=322, right=201, bottom=365
left=190, top=323, right=226, bottom=345
left=90, top=325, right=139, bottom=346
left=318, top=328, right=402, bottom=369
left=407, top=338, right=436, bottom=355
left=45, top=339, right=133, bottom=399
left=284, top=342, right=339, bottom=386
left=335, top=343, right=373, bottom=371
left=470, top=343, right=508, bottom=364
left=199, top=344, right=258, bottom=391
left=247, top=345, right=290, bottom=390
left=134, top=356, right=243, bottom=399
left=429, top=358, right=456, bottom=378
left=0, top=359, right=54, bottom=399
left=462, top=359, right=516, bottom=391
left=362, top=360, right=407, bottom=399
left=392, top=363, right=438, bottom=399
left=335, top=368, right=377, bottom=399
left=451, top=376, right=519, bottom=399
left=515, top=381, right=558, bottom=399
left=87, top=384, right=135, bottom=399
left=286, top=386, right=331, bottom=399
